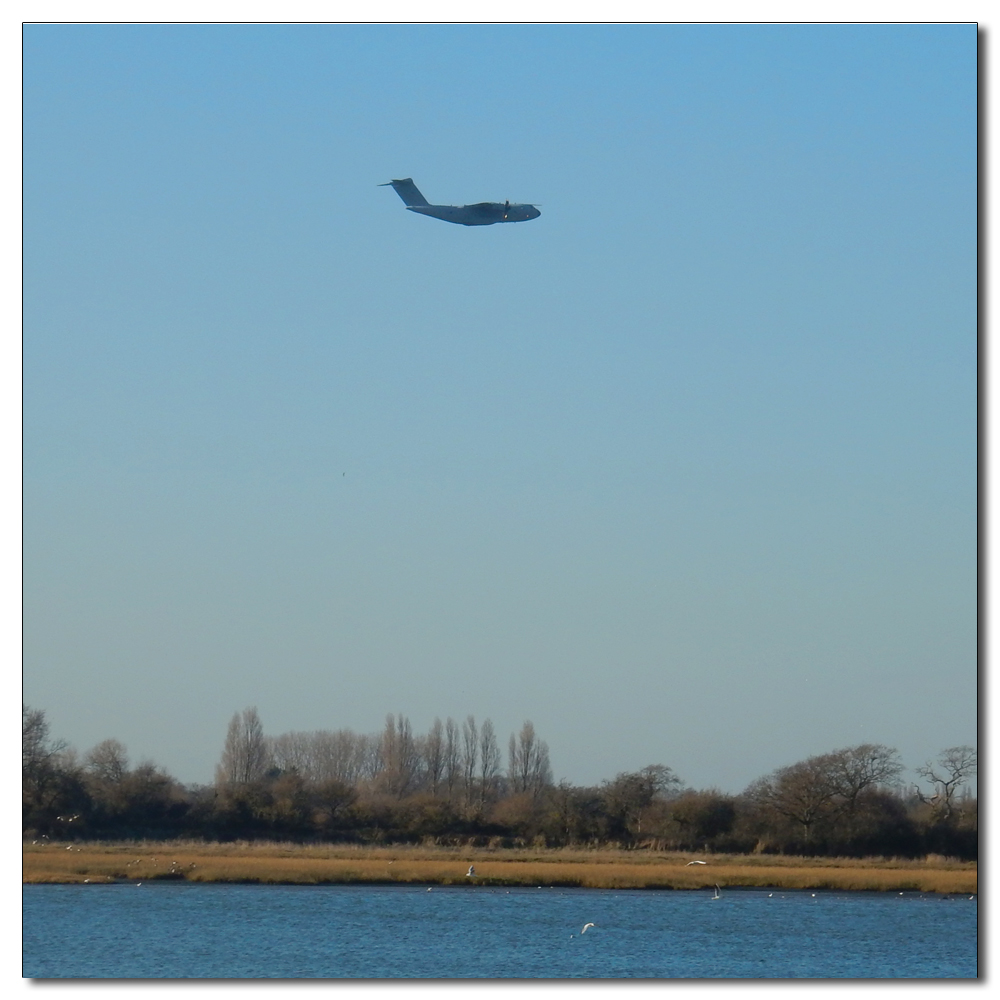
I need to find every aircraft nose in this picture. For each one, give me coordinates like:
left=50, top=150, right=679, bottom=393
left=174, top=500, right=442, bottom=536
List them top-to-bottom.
left=529, top=206, right=541, bottom=219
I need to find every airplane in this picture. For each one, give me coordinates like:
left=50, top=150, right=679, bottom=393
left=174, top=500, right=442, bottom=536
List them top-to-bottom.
left=379, top=178, right=541, bottom=226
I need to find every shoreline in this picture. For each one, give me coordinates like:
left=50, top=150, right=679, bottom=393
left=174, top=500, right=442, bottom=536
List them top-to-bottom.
left=22, top=842, right=978, bottom=894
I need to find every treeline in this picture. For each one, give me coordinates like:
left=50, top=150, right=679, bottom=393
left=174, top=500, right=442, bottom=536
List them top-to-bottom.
left=22, top=705, right=978, bottom=860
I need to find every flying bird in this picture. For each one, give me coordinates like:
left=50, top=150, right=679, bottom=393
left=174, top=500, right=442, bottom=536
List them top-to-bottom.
left=380, top=178, right=541, bottom=226
left=685, top=860, right=708, bottom=866
left=466, top=865, right=476, bottom=877
left=712, top=885, right=721, bottom=900
left=581, top=923, right=596, bottom=934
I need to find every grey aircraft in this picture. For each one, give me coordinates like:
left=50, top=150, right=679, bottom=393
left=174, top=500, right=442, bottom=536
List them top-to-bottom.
left=380, top=178, right=541, bottom=226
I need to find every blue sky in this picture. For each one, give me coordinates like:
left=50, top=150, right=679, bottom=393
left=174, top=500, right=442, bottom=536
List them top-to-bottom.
left=22, top=23, right=976, bottom=790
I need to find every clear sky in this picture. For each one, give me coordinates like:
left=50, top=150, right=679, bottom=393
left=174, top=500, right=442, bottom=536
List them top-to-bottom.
left=22, top=23, right=977, bottom=792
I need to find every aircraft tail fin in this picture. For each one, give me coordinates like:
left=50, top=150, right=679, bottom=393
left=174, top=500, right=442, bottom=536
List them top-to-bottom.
left=379, top=178, right=430, bottom=207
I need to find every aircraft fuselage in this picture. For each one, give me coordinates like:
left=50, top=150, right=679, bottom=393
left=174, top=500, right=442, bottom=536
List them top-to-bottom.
left=407, top=202, right=540, bottom=226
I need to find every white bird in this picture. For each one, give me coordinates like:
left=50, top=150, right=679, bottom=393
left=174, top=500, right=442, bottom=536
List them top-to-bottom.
left=685, top=860, right=708, bottom=866
left=466, top=865, right=476, bottom=877
left=712, top=885, right=721, bottom=900
left=581, top=923, right=596, bottom=934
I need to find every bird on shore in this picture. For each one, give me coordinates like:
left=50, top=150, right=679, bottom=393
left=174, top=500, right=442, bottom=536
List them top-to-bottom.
left=685, top=860, right=708, bottom=866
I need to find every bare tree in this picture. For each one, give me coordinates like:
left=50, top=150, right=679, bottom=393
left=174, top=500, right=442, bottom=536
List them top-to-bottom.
left=22, top=704, right=69, bottom=813
left=23, top=705, right=66, bottom=783
left=216, top=707, right=268, bottom=787
left=379, top=713, right=419, bottom=798
left=379, top=714, right=398, bottom=790
left=462, top=715, right=478, bottom=808
left=444, top=717, right=461, bottom=801
left=425, top=718, right=445, bottom=797
left=478, top=719, right=502, bottom=813
left=508, top=721, right=552, bottom=797
left=508, top=723, right=530, bottom=794
left=265, top=729, right=370, bottom=785
left=322, top=729, right=374, bottom=785
left=267, top=732, right=312, bottom=777
left=356, top=732, right=384, bottom=784
left=531, top=738, right=553, bottom=795
left=85, top=739, right=130, bottom=784
left=825, top=744, right=902, bottom=830
left=827, top=744, right=902, bottom=801
left=916, top=746, right=978, bottom=822
left=748, top=754, right=838, bottom=843
left=602, top=765, right=681, bottom=839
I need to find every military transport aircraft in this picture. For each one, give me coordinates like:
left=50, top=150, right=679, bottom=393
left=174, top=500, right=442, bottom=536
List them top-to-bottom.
left=379, top=178, right=541, bottom=226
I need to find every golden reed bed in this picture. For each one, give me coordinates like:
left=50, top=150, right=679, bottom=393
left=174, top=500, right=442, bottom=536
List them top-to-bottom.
left=23, top=843, right=977, bottom=894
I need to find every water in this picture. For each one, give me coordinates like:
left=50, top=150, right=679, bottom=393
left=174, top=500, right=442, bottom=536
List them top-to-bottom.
left=23, top=884, right=978, bottom=979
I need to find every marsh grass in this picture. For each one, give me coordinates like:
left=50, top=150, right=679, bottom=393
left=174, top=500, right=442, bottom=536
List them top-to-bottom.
left=22, top=842, right=977, bottom=893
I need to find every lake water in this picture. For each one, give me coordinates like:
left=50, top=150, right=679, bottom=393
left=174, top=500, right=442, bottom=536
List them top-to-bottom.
left=23, top=883, right=978, bottom=979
